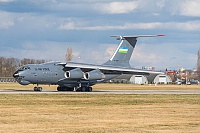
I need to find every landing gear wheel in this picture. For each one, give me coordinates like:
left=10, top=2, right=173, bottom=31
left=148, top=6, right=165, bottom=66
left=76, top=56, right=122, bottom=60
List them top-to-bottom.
left=57, top=86, right=74, bottom=91
left=57, top=86, right=61, bottom=91
left=57, top=86, right=66, bottom=91
left=34, top=87, right=42, bottom=91
left=67, top=87, right=74, bottom=91
left=76, top=87, right=92, bottom=92
left=76, top=87, right=82, bottom=92
left=81, top=87, right=86, bottom=92
left=87, top=87, right=92, bottom=92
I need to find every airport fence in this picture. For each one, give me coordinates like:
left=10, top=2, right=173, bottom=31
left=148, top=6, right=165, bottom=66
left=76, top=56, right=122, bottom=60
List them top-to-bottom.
left=0, top=77, right=16, bottom=83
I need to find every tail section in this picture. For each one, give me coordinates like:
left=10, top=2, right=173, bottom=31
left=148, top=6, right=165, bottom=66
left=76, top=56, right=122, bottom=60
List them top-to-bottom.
left=103, top=35, right=164, bottom=68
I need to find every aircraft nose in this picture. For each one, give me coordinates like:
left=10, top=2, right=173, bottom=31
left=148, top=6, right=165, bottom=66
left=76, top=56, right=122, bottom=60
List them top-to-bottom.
left=13, top=71, right=19, bottom=78
left=13, top=71, right=30, bottom=85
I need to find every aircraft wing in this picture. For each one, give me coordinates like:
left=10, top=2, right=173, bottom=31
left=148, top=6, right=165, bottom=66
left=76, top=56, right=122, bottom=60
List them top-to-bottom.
left=58, top=62, right=164, bottom=75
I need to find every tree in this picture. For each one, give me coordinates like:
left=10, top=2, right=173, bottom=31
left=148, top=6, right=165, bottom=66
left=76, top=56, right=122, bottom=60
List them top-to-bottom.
left=65, top=47, right=73, bottom=61
left=197, top=48, right=200, bottom=80
left=0, top=57, right=46, bottom=77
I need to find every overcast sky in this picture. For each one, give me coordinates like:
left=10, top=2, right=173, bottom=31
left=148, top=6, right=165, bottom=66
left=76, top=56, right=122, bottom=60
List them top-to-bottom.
left=0, top=0, right=200, bottom=70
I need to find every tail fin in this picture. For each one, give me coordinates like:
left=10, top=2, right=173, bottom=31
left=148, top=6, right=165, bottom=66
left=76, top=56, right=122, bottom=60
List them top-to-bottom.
left=103, top=35, right=164, bottom=68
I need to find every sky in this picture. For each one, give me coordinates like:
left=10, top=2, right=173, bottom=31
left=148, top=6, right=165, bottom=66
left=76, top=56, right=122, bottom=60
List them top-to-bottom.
left=0, top=0, right=200, bottom=70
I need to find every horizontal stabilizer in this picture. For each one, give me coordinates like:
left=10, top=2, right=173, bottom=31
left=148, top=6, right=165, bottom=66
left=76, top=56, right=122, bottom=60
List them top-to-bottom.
left=111, top=34, right=164, bottom=40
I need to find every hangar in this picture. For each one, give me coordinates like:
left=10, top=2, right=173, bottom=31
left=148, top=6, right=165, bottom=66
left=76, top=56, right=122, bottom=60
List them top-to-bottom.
left=109, top=74, right=172, bottom=85
left=153, top=74, right=172, bottom=84
left=129, top=75, right=148, bottom=84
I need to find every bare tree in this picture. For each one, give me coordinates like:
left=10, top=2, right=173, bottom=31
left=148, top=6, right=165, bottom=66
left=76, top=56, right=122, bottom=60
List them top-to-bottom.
left=65, top=47, right=73, bottom=61
left=0, top=57, right=46, bottom=77
left=0, top=57, right=4, bottom=77
left=1, top=57, right=6, bottom=77
left=35, top=59, right=46, bottom=64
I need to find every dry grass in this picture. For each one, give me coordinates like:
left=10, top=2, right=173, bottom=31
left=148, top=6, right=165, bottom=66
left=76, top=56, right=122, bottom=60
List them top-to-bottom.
left=0, top=83, right=200, bottom=91
left=0, top=83, right=200, bottom=132
left=94, top=83, right=200, bottom=90
left=0, top=94, right=199, bottom=133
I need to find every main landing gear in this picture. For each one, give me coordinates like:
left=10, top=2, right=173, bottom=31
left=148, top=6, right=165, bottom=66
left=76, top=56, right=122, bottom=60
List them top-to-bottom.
left=75, top=82, right=93, bottom=92
left=33, top=85, right=93, bottom=92
left=56, top=86, right=93, bottom=92
left=57, top=86, right=74, bottom=91
left=76, top=86, right=92, bottom=92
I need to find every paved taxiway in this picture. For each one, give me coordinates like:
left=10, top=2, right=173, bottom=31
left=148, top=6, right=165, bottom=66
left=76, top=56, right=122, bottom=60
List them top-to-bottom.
left=0, top=90, right=200, bottom=94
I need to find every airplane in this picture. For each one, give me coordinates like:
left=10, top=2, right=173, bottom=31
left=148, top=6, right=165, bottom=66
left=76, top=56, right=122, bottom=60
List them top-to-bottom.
left=13, top=34, right=164, bottom=92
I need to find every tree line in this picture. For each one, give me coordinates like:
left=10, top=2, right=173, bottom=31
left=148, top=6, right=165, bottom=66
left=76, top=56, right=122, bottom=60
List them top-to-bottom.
left=0, top=47, right=73, bottom=77
left=0, top=57, right=46, bottom=77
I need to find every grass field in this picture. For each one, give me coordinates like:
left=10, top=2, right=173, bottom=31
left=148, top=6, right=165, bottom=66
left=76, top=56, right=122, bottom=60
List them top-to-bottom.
left=0, top=83, right=199, bottom=132
left=0, top=94, right=199, bottom=132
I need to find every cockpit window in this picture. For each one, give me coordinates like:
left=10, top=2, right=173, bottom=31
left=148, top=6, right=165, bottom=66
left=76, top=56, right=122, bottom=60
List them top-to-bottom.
left=19, top=66, right=30, bottom=71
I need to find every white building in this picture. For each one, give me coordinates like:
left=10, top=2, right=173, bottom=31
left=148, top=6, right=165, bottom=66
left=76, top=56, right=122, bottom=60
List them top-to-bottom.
left=153, top=74, right=172, bottom=84
left=129, top=75, right=148, bottom=84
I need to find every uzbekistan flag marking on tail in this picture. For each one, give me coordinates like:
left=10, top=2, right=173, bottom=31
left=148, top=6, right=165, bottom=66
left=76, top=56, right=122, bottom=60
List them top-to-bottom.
left=118, top=46, right=128, bottom=54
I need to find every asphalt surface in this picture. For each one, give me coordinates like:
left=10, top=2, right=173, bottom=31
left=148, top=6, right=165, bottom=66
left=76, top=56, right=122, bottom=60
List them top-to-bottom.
left=0, top=90, right=200, bottom=94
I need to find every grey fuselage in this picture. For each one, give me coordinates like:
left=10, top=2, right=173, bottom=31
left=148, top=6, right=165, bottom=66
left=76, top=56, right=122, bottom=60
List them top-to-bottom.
left=13, top=61, right=120, bottom=88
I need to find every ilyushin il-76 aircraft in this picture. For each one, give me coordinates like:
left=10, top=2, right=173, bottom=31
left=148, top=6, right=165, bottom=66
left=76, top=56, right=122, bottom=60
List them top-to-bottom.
left=13, top=35, right=164, bottom=92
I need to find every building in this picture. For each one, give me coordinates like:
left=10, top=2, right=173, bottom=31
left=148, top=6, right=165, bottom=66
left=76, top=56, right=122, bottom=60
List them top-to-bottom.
left=109, top=73, right=172, bottom=85
left=153, top=74, right=172, bottom=84
left=129, top=75, right=148, bottom=84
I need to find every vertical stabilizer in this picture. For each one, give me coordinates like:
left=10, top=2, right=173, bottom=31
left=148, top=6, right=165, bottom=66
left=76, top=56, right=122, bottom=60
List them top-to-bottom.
left=103, top=35, right=164, bottom=68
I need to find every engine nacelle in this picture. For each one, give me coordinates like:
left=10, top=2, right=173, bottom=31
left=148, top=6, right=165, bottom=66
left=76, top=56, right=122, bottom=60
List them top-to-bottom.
left=65, top=68, right=83, bottom=79
left=84, top=69, right=105, bottom=80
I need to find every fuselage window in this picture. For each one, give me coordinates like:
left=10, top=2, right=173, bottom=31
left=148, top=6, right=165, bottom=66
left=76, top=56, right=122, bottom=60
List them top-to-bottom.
left=19, top=66, right=30, bottom=71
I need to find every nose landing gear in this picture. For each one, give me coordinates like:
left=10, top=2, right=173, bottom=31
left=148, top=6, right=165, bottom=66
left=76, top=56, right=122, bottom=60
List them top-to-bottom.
left=34, top=84, right=43, bottom=91
left=34, top=86, right=43, bottom=91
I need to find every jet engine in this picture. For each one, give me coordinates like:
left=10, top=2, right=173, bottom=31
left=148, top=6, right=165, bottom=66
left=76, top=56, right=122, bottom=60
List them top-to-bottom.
left=65, top=68, right=83, bottom=79
left=84, top=69, right=105, bottom=80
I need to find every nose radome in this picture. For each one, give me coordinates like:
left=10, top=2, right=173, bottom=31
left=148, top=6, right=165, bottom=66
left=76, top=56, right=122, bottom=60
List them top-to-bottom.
left=13, top=71, right=19, bottom=78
